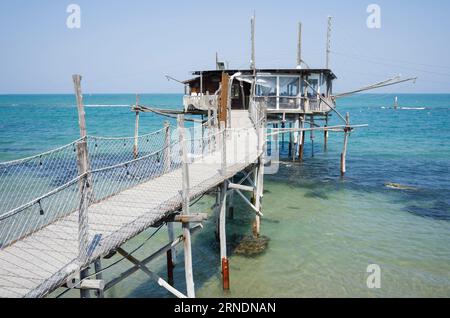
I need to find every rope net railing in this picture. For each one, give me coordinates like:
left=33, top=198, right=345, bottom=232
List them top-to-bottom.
left=0, top=112, right=262, bottom=298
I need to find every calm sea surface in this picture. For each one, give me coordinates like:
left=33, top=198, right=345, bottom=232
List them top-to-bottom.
left=1, top=93, right=449, bottom=297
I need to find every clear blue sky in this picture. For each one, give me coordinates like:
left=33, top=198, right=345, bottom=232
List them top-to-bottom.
left=1, top=0, right=449, bottom=94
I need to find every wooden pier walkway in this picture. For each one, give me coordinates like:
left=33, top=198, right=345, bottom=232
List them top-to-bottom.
left=0, top=110, right=262, bottom=298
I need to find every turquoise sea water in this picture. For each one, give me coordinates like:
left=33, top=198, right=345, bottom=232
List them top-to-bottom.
left=1, top=94, right=449, bottom=297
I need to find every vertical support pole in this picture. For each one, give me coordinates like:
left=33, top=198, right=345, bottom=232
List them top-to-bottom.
left=250, top=15, right=256, bottom=70
left=326, top=16, right=333, bottom=69
left=297, top=22, right=303, bottom=68
left=200, top=72, right=203, bottom=95
left=219, top=73, right=230, bottom=127
left=73, top=74, right=91, bottom=299
left=73, top=75, right=87, bottom=139
left=133, top=94, right=140, bottom=159
left=207, top=104, right=212, bottom=154
left=341, top=112, right=350, bottom=177
left=324, top=114, right=329, bottom=151
left=177, top=115, right=195, bottom=298
left=293, top=116, right=299, bottom=162
left=299, top=116, right=305, bottom=162
left=310, top=116, right=315, bottom=158
left=163, top=121, right=171, bottom=173
left=221, top=121, right=227, bottom=176
left=288, top=122, right=293, bottom=158
left=273, top=123, right=279, bottom=160
left=253, top=158, right=264, bottom=238
left=219, top=182, right=229, bottom=290
left=214, top=186, right=221, bottom=242
left=227, top=189, right=235, bottom=220
left=167, top=197, right=176, bottom=285
left=167, top=248, right=175, bottom=286
left=94, top=259, right=104, bottom=298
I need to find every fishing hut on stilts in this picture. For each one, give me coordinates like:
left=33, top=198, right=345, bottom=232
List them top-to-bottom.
left=0, top=16, right=417, bottom=299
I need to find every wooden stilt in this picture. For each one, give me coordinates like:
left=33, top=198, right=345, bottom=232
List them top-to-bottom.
left=73, top=74, right=91, bottom=299
left=133, top=95, right=140, bottom=159
left=341, top=112, right=350, bottom=177
left=324, top=114, right=329, bottom=151
left=177, top=115, right=195, bottom=298
left=293, top=116, right=300, bottom=162
left=299, top=116, right=305, bottom=162
left=310, top=116, right=315, bottom=157
left=163, top=121, right=171, bottom=173
left=165, top=121, right=175, bottom=286
left=221, top=121, right=227, bottom=176
left=288, top=122, right=293, bottom=158
left=273, top=123, right=279, bottom=160
left=253, top=158, right=264, bottom=237
left=219, top=182, right=229, bottom=290
left=215, top=187, right=221, bottom=242
left=227, top=188, right=235, bottom=220
left=167, top=222, right=176, bottom=286
left=104, top=225, right=203, bottom=292
left=117, top=248, right=187, bottom=298
left=167, top=249, right=174, bottom=286
left=94, top=259, right=104, bottom=298
left=79, top=268, right=90, bottom=298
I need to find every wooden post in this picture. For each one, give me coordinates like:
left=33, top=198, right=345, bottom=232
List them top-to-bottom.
left=219, top=73, right=230, bottom=128
left=73, top=74, right=91, bottom=299
left=73, top=75, right=87, bottom=139
left=133, top=95, right=140, bottom=159
left=207, top=103, right=212, bottom=154
left=341, top=112, right=350, bottom=177
left=324, top=114, right=329, bottom=151
left=177, top=115, right=195, bottom=298
left=293, top=116, right=299, bottom=162
left=299, top=116, right=305, bottom=162
left=310, top=116, right=315, bottom=158
left=163, top=121, right=171, bottom=173
left=221, top=121, right=227, bottom=176
left=288, top=122, right=293, bottom=159
left=273, top=123, right=279, bottom=160
left=251, top=162, right=264, bottom=238
left=219, top=182, right=229, bottom=290
left=214, top=186, right=221, bottom=242
left=227, top=188, right=235, bottom=220
left=167, top=218, right=176, bottom=286
left=167, top=249, right=175, bottom=286
left=94, top=259, right=104, bottom=298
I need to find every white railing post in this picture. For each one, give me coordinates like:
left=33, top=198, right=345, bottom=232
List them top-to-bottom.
left=177, top=115, right=195, bottom=298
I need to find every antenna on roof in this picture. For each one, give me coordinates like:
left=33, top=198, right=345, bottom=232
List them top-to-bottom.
left=250, top=14, right=256, bottom=70
left=326, top=16, right=333, bottom=69
left=296, top=22, right=303, bottom=69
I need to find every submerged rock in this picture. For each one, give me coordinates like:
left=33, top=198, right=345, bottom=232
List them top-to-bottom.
left=234, top=235, right=270, bottom=257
